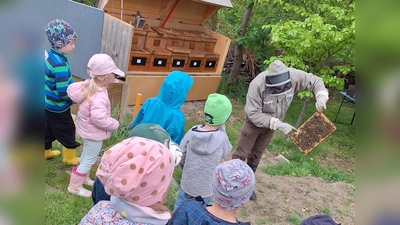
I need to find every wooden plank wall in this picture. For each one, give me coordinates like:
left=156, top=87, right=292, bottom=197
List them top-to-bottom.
left=101, top=14, right=133, bottom=73
left=208, top=29, right=231, bottom=74
left=125, top=75, right=222, bottom=105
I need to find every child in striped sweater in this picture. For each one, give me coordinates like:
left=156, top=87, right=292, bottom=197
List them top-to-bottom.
left=45, top=19, right=80, bottom=165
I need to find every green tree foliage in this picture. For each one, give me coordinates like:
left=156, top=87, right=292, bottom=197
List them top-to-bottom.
left=73, top=0, right=96, bottom=7
left=217, top=0, right=274, bottom=66
left=262, top=0, right=355, bottom=92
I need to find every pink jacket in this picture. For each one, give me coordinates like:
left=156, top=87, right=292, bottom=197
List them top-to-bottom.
left=67, top=80, right=119, bottom=141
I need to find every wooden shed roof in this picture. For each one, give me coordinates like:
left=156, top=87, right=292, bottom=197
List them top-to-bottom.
left=98, top=0, right=232, bottom=26
left=98, top=0, right=232, bottom=9
left=193, top=0, right=232, bottom=8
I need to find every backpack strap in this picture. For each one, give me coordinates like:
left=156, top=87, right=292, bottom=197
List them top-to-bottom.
left=194, top=196, right=206, bottom=205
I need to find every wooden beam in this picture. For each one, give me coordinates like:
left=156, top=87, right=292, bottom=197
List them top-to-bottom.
left=158, top=0, right=176, bottom=19
left=200, top=5, right=219, bottom=25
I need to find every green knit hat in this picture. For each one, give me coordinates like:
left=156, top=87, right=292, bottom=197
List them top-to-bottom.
left=204, top=93, right=232, bottom=126
left=128, top=123, right=171, bottom=146
left=128, top=123, right=182, bottom=166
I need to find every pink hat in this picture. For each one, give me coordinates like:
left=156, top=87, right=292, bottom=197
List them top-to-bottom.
left=87, top=53, right=125, bottom=77
left=96, top=137, right=174, bottom=207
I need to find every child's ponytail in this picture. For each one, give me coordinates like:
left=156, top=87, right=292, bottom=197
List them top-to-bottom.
left=82, top=76, right=99, bottom=99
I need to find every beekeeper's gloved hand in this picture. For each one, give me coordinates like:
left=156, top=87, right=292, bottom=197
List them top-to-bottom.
left=315, top=92, right=329, bottom=112
left=276, top=121, right=295, bottom=135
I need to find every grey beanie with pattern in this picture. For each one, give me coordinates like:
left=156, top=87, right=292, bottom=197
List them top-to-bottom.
left=212, top=159, right=255, bottom=210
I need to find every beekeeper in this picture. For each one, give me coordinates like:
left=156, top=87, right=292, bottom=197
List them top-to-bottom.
left=232, top=60, right=329, bottom=200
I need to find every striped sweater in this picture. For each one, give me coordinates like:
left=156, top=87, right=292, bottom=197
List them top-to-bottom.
left=45, top=48, right=74, bottom=112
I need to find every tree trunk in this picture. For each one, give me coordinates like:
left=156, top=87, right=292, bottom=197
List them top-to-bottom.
left=228, top=1, right=255, bottom=84
left=207, top=13, right=218, bottom=31
left=228, top=46, right=244, bottom=85
left=295, top=97, right=310, bottom=128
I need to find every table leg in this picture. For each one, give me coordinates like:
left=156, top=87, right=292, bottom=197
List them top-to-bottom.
left=334, top=96, right=345, bottom=122
left=351, top=112, right=355, bottom=125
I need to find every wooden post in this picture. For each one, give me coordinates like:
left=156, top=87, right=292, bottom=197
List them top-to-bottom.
left=132, top=93, right=142, bottom=120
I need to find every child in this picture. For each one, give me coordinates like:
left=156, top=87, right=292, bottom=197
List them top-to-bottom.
left=45, top=19, right=80, bottom=164
left=66, top=53, right=124, bottom=197
left=130, top=71, right=194, bottom=144
left=172, top=93, right=232, bottom=212
left=91, top=123, right=182, bottom=205
left=79, top=137, right=175, bottom=224
left=168, top=159, right=255, bottom=225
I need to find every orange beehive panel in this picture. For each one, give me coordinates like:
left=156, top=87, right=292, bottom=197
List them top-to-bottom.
left=131, top=28, right=148, bottom=51
left=157, top=28, right=186, bottom=48
left=145, top=30, right=167, bottom=50
left=179, top=30, right=202, bottom=51
left=190, top=31, right=217, bottom=52
left=131, top=35, right=146, bottom=51
left=166, top=38, right=185, bottom=48
left=200, top=41, right=217, bottom=52
left=146, top=48, right=172, bottom=72
left=128, top=50, right=151, bottom=71
left=186, top=50, right=205, bottom=72
left=169, top=52, right=188, bottom=71
left=201, top=52, right=220, bottom=72
left=290, top=112, right=336, bottom=155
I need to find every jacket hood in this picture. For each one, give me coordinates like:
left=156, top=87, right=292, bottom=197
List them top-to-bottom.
left=158, top=71, right=194, bottom=108
left=67, top=80, right=88, bottom=104
left=187, top=125, right=226, bottom=155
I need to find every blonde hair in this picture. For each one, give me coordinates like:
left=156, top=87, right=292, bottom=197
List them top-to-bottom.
left=82, top=75, right=107, bottom=98
left=147, top=189, right=171, bottom=215
left=148, top=202, right=171, bottom=215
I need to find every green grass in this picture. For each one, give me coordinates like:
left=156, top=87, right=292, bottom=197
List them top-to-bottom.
left=217, top=71, right=249, bottom=106
left=45, top=86, right=355, bottom=224
left=262, top=91, right=355, bottom=185
left=101, top=106, right=132, bottom=153
left=262, top=150, right=350, bottom=183
left=45, top=153, right=93, bottom=224
left=164, top=184, right=179, bottom=210
left=320, top=207, right=331, bottom=214
left=336, top=208, right=348, bottom=217
left=286, top=214, right=302, bottom=224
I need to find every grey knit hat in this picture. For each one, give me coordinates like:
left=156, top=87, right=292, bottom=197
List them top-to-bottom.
left=212, top=159, right=255, bottom=210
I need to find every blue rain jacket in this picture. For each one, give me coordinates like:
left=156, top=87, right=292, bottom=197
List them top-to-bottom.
left=131, top=71, right=194, bottom=144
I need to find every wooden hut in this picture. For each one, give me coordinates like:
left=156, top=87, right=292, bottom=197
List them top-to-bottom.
left=97, top=0, right=233, bottom=105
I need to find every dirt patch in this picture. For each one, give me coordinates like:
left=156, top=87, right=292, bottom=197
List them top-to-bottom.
left=180, top=100, right=239, bottom=124
left=180, top=100, right=206, bottom=123
left=180, top=101, right=355, bottom=225
left=235, top=152, right=355, bottom=224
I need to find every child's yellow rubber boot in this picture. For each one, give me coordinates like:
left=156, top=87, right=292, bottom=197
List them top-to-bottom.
left=62, top=147, right=79, bottom=165
left=45, top=149, right=61, bottom=159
